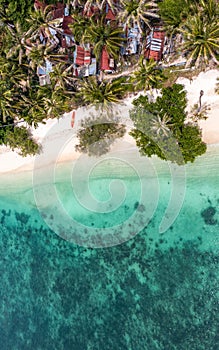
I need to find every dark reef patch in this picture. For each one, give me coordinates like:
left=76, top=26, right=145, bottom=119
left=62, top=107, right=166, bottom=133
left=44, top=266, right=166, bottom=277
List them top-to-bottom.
left=201, top=206, right=217, bottom=225
left=15, top=212, right=30, bottom=225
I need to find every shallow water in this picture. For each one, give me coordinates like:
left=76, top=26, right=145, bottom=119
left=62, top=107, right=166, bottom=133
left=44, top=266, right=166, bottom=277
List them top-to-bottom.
left=0, top=145, right=219, bottom=349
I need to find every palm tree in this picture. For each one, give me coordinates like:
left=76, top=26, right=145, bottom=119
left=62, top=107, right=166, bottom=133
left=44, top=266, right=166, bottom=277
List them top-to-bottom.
left=97, top=0, right=117, bottom=11
left=118, top=0, right=158, bottom=32
left=199, top=0, right=219, bottom=24
left=25, top=5, right=62, bottom=41
left=68, top=13, right=91, bottom=43
left=83, top=15, right=125, bottom=62
left=180, top=15, right=219, bottom=68
left=4, top=22, right=29, bottom=64
left=27, top=43, right=66, bottom=70
left=131, top=57, right=166, bottom=92
left=0, top=59, right=29, bottom=90
left=49, top=63, right=78, bottom=92
left=77, top=76, right=126, bottom=110
left=0, top=83, right=16, bottom=122
left=16, top=86, right=48, bottom=126
left=41, top=87, right=72, bottom=118
left=189, top=102, right=210, bottom=123
left=150, top=113, right=172, bottom=137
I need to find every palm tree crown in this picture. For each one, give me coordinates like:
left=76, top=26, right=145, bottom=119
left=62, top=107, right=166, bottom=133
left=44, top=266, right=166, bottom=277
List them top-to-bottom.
left=118, top=0, right=159, bottom=31
left=83, top=15, right=125, bottom=61
left=180, top=15, right=219, bottom=68
left=131, top=57, right=166, bottom=91
left=77, top=76, right=126, bottom=110
left=151, top=113, right=172, bottom=137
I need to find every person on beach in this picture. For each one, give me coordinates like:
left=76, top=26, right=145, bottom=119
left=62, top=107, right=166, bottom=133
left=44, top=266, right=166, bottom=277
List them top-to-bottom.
left=71, top=111, right=75, bottom=128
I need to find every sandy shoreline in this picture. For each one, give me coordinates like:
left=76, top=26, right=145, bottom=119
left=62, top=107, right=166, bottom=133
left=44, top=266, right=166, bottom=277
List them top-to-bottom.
left=0, top=69, right=219, bottom=175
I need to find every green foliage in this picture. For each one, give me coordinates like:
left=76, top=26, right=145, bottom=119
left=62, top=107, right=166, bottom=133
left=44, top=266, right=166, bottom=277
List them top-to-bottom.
left=0, top=0, right=33, bottom=29
left=158, top=0, right=191, bottom=33
left=69, top=13, right=91, bottom=43
left=180, top=14, right=219, bottom=68
left=83, top=15, right=125, bottom=61
left=131, top=57, right=166, bottom=92
left=77, top=76, right=128, bottom=110
left=130, top=84, right=207, bottom=164
left=133, top=84, right=187, bottom=125
left=76, top=114, right=126, bottom=156
left=0, top=117, right=14, bottom=144
left=177, top=124, right=207, bottom=163
left=4, top=126, right=40, bottom=156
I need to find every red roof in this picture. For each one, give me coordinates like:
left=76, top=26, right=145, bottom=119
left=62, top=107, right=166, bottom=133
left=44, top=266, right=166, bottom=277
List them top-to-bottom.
left=53, top=4, right=64, bottom=19
left=106, top=9, right=116, bottom=20
left=62, top=16, right=74, bottom=35
left=144, top=28, right=165, bottom=61
left=75, top=46, right=91, bottom=66
left=75, top=46, right=84, bottom=65
left=100, top=48, right=110, bottom=70
left=146, top=50, right=160, bottom=61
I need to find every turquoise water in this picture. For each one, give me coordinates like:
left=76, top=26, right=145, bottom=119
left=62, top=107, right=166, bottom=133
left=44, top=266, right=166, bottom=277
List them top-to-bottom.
left=0, top=145, right=219, bottom=349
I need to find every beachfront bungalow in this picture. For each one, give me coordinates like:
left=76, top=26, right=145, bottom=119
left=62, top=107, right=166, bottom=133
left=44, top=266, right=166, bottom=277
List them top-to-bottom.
left=33, top=1, right=166, bottom=84
left=105, top=3, right=116, bottom=21
left=144, top=27, right=165, bottom=61
left=100, top=47, right=115, bottom=72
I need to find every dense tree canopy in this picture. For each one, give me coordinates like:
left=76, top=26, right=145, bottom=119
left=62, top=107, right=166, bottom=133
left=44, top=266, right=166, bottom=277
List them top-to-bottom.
left=0, top=0, right=211, bottom=157
left=0, top=0, right=33, bottom=28
left=158, top=0, right=191, bottom=34
left=131, top=57, right=166, bottom=91
left=76, top=76, right=128, bottom=110
left=130, top=84, right=207, bottom=164
left=75, top=114, right=126, bottom=156
left=3, top=125, right=40, bottom=156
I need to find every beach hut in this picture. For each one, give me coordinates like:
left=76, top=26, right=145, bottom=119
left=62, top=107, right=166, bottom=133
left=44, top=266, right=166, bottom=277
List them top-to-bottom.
left=105, top=3, right=116, bottom=21
left=144, top=27, right=165, bottom=62
left=74, top=46, right=91, bottom=66
left=100, top=47, right=110, bottom=71
left=37, top=66, right=50, bottom=86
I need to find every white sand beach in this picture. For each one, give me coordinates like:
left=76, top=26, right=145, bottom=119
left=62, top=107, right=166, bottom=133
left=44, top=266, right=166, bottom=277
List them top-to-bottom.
left=0, top=69, right=219, bottom=174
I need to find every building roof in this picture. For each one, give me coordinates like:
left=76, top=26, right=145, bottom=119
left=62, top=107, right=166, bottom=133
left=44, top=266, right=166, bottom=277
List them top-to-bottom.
left=52, top=3, right=64, bottom=19
left=105, top=3, right=116, bottom=21
left=62, top=16, right=74, bottom=35
left=144, top=28, right=165, bottom=61
left=74, top=46, right=91, bottom=66
left=100, top=47, right=110, bottom=70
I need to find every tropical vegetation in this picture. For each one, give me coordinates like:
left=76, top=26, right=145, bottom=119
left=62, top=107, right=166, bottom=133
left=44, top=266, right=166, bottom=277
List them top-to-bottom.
left=0, top=0, right=217, bottom=161
left=160, top=0, right=219, bottom=68
left=131, top=57, right=166, bottom=91
left=76, top=76, right=128, bottom=110
left=130, top=84, right=207, bottom=164
left=75, top=114, right=126, bottom=156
